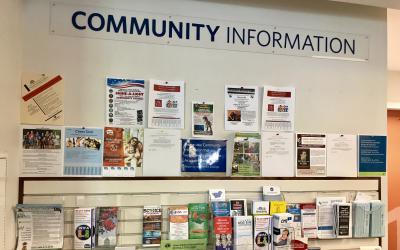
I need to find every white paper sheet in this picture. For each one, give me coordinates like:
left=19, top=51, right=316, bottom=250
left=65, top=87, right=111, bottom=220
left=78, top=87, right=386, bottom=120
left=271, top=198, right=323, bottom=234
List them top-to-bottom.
left=106, top=77, right=145, bottom=126
left=148, top=80, right=185, bottom=129
left=224, top=85, right=259, bottom=131
left=261, top=86, right=295, bottom=132
left=20, top=125, right=64, bottom=176
left=143, top=129, right=181, bottom=176
left=261, top=132, right=295, bottom=177
left=296, top=133, right=327, bottom=177
left=326, top=134, right=357, bottom=177
left=316, top=197, right=346, bottom=239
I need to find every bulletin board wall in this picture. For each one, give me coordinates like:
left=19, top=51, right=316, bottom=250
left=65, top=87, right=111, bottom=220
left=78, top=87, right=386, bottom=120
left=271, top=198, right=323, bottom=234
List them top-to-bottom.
left=21, top=0, right=388, bottom=248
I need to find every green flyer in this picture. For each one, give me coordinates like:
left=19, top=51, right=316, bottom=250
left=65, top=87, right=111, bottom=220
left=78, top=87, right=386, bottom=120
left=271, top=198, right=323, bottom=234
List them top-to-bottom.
left=160, top=239, right=208, bottom=250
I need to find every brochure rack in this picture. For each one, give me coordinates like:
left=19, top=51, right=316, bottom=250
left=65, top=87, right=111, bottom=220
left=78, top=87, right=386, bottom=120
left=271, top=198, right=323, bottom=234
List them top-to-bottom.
left=18, top=176, right=382, bottom=250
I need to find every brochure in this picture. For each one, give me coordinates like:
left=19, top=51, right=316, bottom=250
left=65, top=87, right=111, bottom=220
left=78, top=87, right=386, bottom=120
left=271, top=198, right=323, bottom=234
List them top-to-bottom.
left=106, top=77, right=145, bottom=126
left=232, top=133, right=261, bottom=176
left=229, top=199, right=247, bottom=216
left=211, top=202, right=231, bottom=217
left=188, top=203, right=209, bottom=239
left=143, top=206, right=162, bottom=247
left=169, top=206, right=189, bottom=240
left=97, top=207, right=118, bottom=247
left=74, top=208, right=95, bottom=249
left=254, top=215, right=273, bottom=250
left=233, top=216, right=253, bottom=250
left=214, top=217, right=233, bottom=250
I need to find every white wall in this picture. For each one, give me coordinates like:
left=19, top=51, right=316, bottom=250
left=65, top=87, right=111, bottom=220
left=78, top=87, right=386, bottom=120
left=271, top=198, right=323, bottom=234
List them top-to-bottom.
left=0, top=0, right=21, bottom=249
left=21, top=0, right=388, bottom=249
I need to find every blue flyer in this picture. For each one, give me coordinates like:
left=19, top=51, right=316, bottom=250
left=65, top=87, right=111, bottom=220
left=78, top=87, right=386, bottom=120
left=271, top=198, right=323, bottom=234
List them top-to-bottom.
left=358, top=135, right=387, bottom=176
left=181, top=139, right=227, bottom=172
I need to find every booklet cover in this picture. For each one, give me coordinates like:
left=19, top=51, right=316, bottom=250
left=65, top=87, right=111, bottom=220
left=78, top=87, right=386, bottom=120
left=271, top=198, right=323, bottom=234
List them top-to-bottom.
left=232, top=133, right=261, bottom=176
left=181, top=139, right=227, bottom=172
left=229, top=199, right=247, bottom=216
left=189, top=203, right=209, bottom=239
left=143, top=206, right=162, bottom=247
left=169, top=206, right=189, bottom=240
left=97, top=207, right=118, bottom=247
left=74, top=208, right=95, bottom=249
left=254, top=215, right=273, bottom=250
left=214, top=217, right=233, bottom=250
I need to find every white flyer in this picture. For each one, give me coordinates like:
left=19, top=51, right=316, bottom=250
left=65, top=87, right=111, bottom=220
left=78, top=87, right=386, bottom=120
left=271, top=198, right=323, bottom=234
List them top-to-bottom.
left=106, top=77, right=145, bottom=126
left=148, top=80, right=185, bottom=129
left=224, top=85, right=259, bottom=131
left=261, top=86, right=295, bottom=132
left=192, top=101, right=214, bottom=137
left=20, top=125, right=64, bottom=176
left=143, top=129, right=181, bottom=176
left=261, top=132, right=295, bottom=177
left=296, top=133, right=327, bottom=177
left=326, top=134, right=357, bottom=177
left=316, top=197, right=346, bottom=239
left=16, top=211, right=33, bottom=250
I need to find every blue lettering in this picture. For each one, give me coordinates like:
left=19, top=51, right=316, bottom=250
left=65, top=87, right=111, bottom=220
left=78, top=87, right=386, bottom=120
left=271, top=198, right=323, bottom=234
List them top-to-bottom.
left=71, top=11, right=86, bottom=30
left=88, top=13, right=105, bottom=31
left=107, top=15, right=127, bottom=33
left=130, top=17, right=150, bottom=35
left=152, top=19, right=166, bottom=37
left=169, top=21, right=183, bottom=38
left=192, top=23, right=205, bottom=40
left=207, top=25, right=220, bottom=42
left=232, top=28, right=245, bottom=45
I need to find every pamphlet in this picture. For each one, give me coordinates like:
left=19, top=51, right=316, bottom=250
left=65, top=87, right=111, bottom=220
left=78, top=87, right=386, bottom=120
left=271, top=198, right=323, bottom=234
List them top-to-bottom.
left=21, top=73, right=64, bottom=125
left=106, top=77, right=145, bottom=126
left=148, top=79, right=185, bottom=129
left=224, top=85, right=259, bottom=131
left=261, top=86, right=295, bottom=132
left=192, top=102, right=214, bottom=137
left=21, top=125, right=63, bottom=176
left=64, top=127, right=103, bottom=176
left=103, top=127, right=144, bottom=177
left=143, top=129, right=181, bottom=176
left=261, top=132, right=295, bottom=177
left=232, top=133, right=261, bottom=176
left=296, top=133, right=327, bottom=177
left=326, top=134, right=357, bottom=177
left=358, top=135, right=387, bottom=176
left=181, top=139, right=227, bottom=172
left=316, top=197, right=346, bottom=239
left=229, top=199, right=247, bottom=216
left=252, top=201, right=270, bottom=215
left=270, top=201, right=287, bottom=215
left=211, top=202, right=231, bottom=217
left=188, top=203, right=209, bottom=240
left=300, top=203, right=317, bottom=239
left=334, top=203, right=352, bottom=238
left=16, top=204, right=64, bottom=249
left=143, top=206, right=162, bottom=247
left=169, top=206, right=189, bottom=240
left=97, top=207, right=118, bottom=247
left=74, top=208, right=95, bottom=249
left=272, top=213, right=294, bottom=249
left=254, top=215, right=273, bottom=250
left=233, top=216, right=253, bottom=250
left=214, top=217, right=233, bottom=250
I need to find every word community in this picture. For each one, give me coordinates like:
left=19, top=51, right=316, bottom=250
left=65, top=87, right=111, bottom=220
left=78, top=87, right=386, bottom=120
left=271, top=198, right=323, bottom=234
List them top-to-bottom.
left=71, top=11, right=356, bottom=55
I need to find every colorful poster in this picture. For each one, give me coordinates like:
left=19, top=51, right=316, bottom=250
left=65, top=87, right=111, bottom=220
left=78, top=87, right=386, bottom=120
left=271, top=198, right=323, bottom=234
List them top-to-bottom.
left=20, top=73, right=64, bottom=125
left=106, top=77, right=145, bottom=126
left=148, top=79, right=185, bottom=129
left=224, top=85, right=259, bottom=131
left=261, top=86, right=295, bottom=132
left=192, top=102, right=214, bottom=137
left=21, top=125, right=63, bottom=176
left=64, top=127, right=103, bottom=176
left=103, top=127, right=144, bottom=177
left=232, top=133, right=261, bottom=176
left=296, top=133, right=327, bottom=177
left=358, top=135, right=387, bottom=176
left=181, top=139, right=227, bottom=172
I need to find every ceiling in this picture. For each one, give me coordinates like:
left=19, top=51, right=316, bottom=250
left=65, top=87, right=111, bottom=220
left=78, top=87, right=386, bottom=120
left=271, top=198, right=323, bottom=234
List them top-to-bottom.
left=329, top=0, right=400, bottom=9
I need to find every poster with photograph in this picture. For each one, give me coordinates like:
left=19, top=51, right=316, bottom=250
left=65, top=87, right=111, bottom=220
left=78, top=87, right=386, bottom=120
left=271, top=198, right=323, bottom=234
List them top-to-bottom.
left=21, top=73, right=64, bottom=125
left=106, top=77, right=145, bottom=126
left=148, top=79, right=185, bottom=129
left=224, top=85, right=259, bottom=131
left=261, top=86, right=295, bottom=132
left=192, top=102, right=214, bottom=137
left=21, top=125, right=63, bottom=176
left=64, top=127, right=103, bottom=176
left=103, top=127, right=144, bottom=177
left=232, top=133, right=261, bottom=176
left=296, top=133, right=327, bottom=177
left=181, top=139, right=227, bottom=172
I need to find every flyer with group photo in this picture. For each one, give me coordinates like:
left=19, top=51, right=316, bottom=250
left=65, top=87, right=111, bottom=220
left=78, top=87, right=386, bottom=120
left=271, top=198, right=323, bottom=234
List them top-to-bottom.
left=21, top=73, right=64, bottom=125
left=106, top=77, right=145, bottom=126
left=148, top=79, right=185, bottom=129
left=224, top=85, right=259, bottom=131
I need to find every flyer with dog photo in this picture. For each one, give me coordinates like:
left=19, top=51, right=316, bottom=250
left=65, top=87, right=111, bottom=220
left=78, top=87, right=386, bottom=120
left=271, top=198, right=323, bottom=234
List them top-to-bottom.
left=224, top=85, right=259, bottom=131
left=192, top=102, right=214, bottom=137
left=103, top=127, right=144, bottom=177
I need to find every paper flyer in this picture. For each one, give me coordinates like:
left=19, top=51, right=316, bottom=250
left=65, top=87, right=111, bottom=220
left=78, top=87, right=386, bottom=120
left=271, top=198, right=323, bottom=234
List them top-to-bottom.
left=20, top=73, right=64, bottom=125
left=106, top=77, right=145, bottom=126
left=148, top=79, right=185, bottom=129
left=224, top=85, right=259, bottom=131
left=261, top=86, right=295, bottom=132
left=192, top=102, right=214, bottom=137
left=21, top=125, right=63, bottom=176
left=64, top=127, right=103, bottom=176
left=103, top=127, right=144, bottom=177
left=143, top=129, right=181, bottom=176
left=261, top=132, right=295, bottom=177
left=232, top=133, right=261, bottom=176
left=296, top=133, right=327, bottom=177
left=326, top=134, right=357, bottom=177
left=358, top=135, right=387, bottom=176
left=181, top=139, right=227, bottom=172
left=316, top=197, right=346, bottom=239
left=229, top=199, right=247, bottom=216
left=188, top=203, right=209, bottom=239
left=16, top=204, right=64, bottom=249
left=143, top=206, right=162, bottom=247
left=169, top=206, right=189, bottom=240
left=97, top=207, right=118, bottom=247
left=74, top=208, right=95, bottom=249
left=233, top=216, right=253, bottom=250
left=214, top=217, right=233, bottom=250
left=160, top=239, right=207, bottom=250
